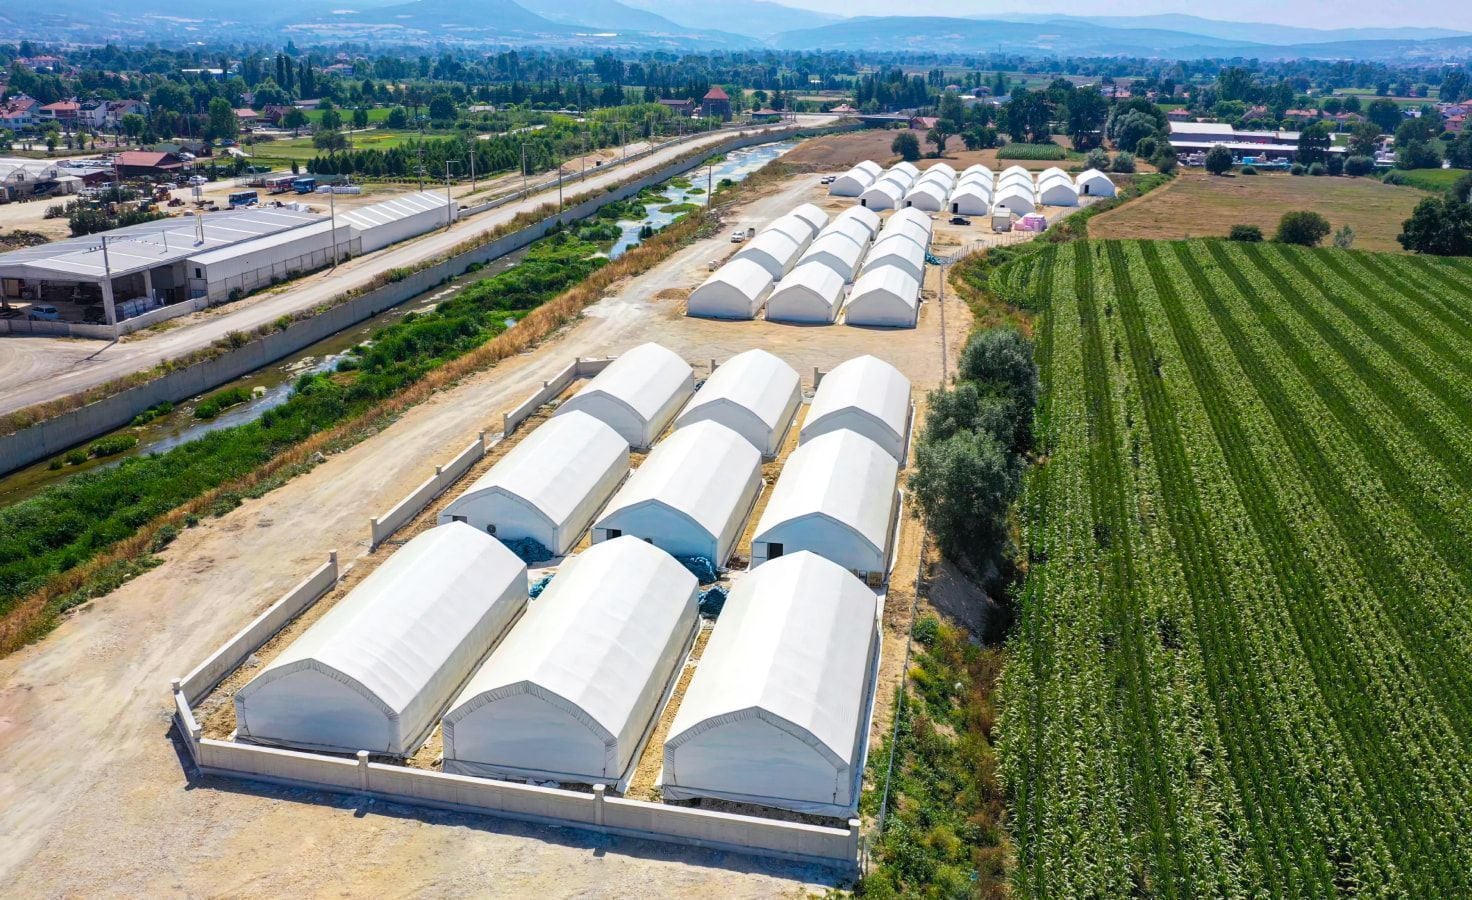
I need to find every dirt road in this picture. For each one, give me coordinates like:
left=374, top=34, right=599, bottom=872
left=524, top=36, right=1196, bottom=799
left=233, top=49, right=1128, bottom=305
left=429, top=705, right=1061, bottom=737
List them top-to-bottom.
left=0, top=117, right=839, bottom=418
left=0, top=166, right=968, bottom=895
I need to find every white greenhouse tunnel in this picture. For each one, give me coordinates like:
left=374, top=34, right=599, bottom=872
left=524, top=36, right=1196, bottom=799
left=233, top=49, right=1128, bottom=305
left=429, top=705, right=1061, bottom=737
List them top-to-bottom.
left=686, top=256, right=775, bottom=320
left=766, top=261, right=850, bottom=324
left=555, top=342, right=694, bottom=449
left=674, top=349, right=801, bottom=456
left=802, top=354, right=912, bottom=464
left=233, top=524, right=528, bottom=756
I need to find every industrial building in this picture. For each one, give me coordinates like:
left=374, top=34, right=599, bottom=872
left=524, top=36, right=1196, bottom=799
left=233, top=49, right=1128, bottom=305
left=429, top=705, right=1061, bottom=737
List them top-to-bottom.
left=339, top=191, right=456, bottom=253
left=0, top=207, right=340, bottom=323
left=687, top=257, right=775, bottom=319
left=766, top=261, right=849, bottom=324
left=844, top=267, right=920, bottom=328
left=554, top=342, right=694, bottom=449
left=674, top=349, right=801, bottom=456
left=802, top=355, right=912, bottom=463
left=437, top=411, right=630, bottom=556
left=592, top=421, right=762, bottom=565
left=750, top=430, right=899, bottom=580
left=233, top=524, right=528, bottom=756
left=441, top=536, right=699, bottom=786
left=662, top=552, right=879, bottom=816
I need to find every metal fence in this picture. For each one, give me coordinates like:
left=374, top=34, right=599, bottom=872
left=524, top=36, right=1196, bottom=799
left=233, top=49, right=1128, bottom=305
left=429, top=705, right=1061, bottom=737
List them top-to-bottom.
left=192, top=238, right=362, bottom=301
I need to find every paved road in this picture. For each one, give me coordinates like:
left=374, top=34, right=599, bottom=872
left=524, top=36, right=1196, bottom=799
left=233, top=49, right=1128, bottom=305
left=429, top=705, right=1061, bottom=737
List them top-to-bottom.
left=0, top=116, right=837, bottom=417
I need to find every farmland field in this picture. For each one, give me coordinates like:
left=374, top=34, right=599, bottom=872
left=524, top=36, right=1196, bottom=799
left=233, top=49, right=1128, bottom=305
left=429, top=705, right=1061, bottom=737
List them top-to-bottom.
left=1087, top=172, right=1424, bottom=252
left=995, top=239, right=1472, bottom=895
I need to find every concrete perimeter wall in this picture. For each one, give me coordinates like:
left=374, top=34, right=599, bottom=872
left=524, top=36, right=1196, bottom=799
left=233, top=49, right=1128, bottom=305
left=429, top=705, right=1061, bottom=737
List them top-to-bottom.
left=1, top=122, right=858, bottom=476
left=500, top=356, right=613, bottom=437
left=369, top=432, right=486, bottom=549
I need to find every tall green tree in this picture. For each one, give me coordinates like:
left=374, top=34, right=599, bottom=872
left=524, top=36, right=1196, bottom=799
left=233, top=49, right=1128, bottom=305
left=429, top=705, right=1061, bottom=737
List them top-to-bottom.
left=205, top=96, right=238, bottom=141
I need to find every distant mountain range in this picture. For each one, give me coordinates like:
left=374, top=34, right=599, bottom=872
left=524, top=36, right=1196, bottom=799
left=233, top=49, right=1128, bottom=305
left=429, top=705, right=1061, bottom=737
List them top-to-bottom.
left=5, top=1, right=1471, bottom=60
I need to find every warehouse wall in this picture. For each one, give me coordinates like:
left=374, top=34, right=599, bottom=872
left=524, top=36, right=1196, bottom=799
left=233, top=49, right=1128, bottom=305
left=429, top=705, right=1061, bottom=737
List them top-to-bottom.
left=0, top=123, right=859, bottom=475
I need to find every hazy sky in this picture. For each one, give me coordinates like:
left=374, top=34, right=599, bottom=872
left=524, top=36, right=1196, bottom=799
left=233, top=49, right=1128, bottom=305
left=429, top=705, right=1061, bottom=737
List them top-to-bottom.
left=781, top=0, right=1472, bottom=31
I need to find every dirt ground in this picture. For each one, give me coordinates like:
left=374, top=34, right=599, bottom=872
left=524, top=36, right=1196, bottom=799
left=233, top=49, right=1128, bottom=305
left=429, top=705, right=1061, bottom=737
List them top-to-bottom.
left=786, top=129, right=1096, bottom=176
left=0, top=143, right=976, bottom=895
left=1088, top=169, right=1425, bottom=252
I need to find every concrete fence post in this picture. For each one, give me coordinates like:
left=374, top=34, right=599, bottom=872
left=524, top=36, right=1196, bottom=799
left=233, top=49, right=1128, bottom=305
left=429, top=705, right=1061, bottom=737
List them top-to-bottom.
left=709, top=358, right=717, bottom=374
left=813, top=366, right=823, bottom=388
left=502, top=412, right=511, bottom=437
left=477, top=431, right=487, bottom=453
left=369, top=517, right=381, bottom=550
left=328, top=549, right=339, bottom=577
left=171, top=677, right=183, bottom=696
left=357, top=751, right=371, bottom=791
left=592, top=784, right=607, bottom=826
left=848, top=819, right=863, bottom=876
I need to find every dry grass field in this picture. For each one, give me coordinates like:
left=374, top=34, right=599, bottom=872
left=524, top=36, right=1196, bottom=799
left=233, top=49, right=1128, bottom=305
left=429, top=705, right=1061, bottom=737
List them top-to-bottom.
left=787, top=130, right=1092, bottom=175
left=1088, top=171, right=1425, bottom=252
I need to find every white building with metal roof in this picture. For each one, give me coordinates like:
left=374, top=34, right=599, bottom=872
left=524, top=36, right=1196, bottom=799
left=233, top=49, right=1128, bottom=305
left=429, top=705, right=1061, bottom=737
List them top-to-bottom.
left=1075, top=168, right=1117, bottom=197
left=338, top=190, right=456, bottom=253
left=687, top=257, right=775, bottom=320
left=844, top=266, right=920, bottom=328
left=555, top=342, right=694, bottom=449
left=675, top=349, right=801, bottom=456
left=802, top=355, right=912, bottom=463
left=437, top=411, right=630, bottom=555
left=591, top=421, right=762, bottom=565
left=750, top=430, right=899, bottom=578
left=233, top=523, right=527, bottom=756
left=442, top=536, right=699, bottom=786
left=662, top=551, right=879, bottom=816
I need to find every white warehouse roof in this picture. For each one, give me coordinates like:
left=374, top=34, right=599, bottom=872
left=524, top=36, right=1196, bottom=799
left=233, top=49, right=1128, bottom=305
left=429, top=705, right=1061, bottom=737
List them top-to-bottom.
left=853, top=159, right=884, bottom=178
left=889, top=161, right=920, bottom=181
left=924, top=162, right=957, bottom=179
left=829, top=164, right=878, bottom=197
left=962, top=164, right=994, bottom=179
left=1000, top=165, right=1030, bottom=181
left=1038, top=166, right=1070, bottom=184
left=1076, top=168, right=1116, bottom=197
left=998, top=170, right=1035, bottom=190
left=338, top=191, right=455, bottom=253
left=788, top=203, right=829, bottom=238
left=832, top=205, right=881, bottom=239
left=763, top=213, right=818, bottom=251
left=815, top=214, right=874, bottom=252
left=733, top=227, right=805, bottom=280
left=793, top=233, right=865, bottom=284
left=863, top=234, right=927, bottom=283
left=687, top=256, right=775, bottom=320
left=767, top=262, right=849, bottom=324
left=844, top=266, right=920, bottom=328
left=556, top=342, right=694, bottom=449
left=676, top=349, right=801, bottom=456
left=803, top=355, right=912, bottom=463
left=438, top=411, right=630, bottom=556
left=593, top=421, right=762, bottom=565
left=751, top=430, right=899, bottom=577
left=234, top=523, right=527, bottom=756
left=442, top=536, right=699, bottom=785
left=662, top=551, right=879, bottom=816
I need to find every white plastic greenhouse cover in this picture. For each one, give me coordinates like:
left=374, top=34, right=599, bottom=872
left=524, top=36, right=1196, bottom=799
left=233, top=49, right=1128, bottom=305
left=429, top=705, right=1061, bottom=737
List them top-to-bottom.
left=853, top=159, right=884, bottom=178
left=962, top=163, right=994, bottom=179
left=829, top=165, right=877, bottom=197
left=1000, top=165, right=1030, bottom=181
left=1038, top=166, right=1069, bottom=183
left=1075, top=168, right=1117, bottom=197
left=998, top=170, right=1035, bottom=190
left=858, top=179, right=905, bottom=210
left=1038, top=180, right=1080, bottom=207
left=903, top=181, right=949, bottom=212
left=994, top=184, right=1037, bottom=215
left=950, top=186, right=992, bottom=216
left=788, top=202, right=829, bottom=238
left=832, top=205, right=881, bottom=239
left=763, top=213, right=817, bottom=252
left=815, top=214, right=874, bottom=251
left=877, top=215, right=931, bottom=253
left=733, top=228, right=805, bottom=279
left=793, top=232, right=866, bottom=283
left=862, top=234, right=927, bottom=283
left=687, top=256, right=775, bottom=320
left=767, top=260, right=850, bottom=324
left=843, top=266, right=920, bottom=328
left=556, top=342, right=694, bottom=449
left=676, top=348, right=801, bottom=455
left=802, top=354, right=912, bottom=463
left=438, top=411, right=630, bottom=555
left=592, top=420, right=762, bottom=564
left=751, top=430, right=899, bottom=575
left=234, top=523, right=528, bottom=756
left=442, top=536, right=698, bottom=785
left=662, top=551, right=879, bottom=815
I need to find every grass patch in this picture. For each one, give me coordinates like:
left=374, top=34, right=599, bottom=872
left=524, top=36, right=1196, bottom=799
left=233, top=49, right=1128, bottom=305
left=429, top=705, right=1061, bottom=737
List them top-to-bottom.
left=996, top=143, right=1067, bottom=161
left=1384, top=167, right=1466, bottom=193
left=658, top=203, right=701, bottom=215
left=193, top=385, right=253, bottom=420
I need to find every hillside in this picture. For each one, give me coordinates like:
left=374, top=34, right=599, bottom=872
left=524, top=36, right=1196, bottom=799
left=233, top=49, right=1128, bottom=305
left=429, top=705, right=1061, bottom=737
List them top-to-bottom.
left=621, top=0, right=840, bottom=40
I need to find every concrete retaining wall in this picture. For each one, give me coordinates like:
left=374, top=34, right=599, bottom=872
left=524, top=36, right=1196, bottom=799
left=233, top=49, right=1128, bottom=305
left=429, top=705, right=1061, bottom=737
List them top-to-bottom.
left=1, top=123, right=850, bottom=477
left=500, top=356, right=613, bottom=437
left=369, top=432, right=487, bottom=549
left=176, top=552, right=340, bottom=704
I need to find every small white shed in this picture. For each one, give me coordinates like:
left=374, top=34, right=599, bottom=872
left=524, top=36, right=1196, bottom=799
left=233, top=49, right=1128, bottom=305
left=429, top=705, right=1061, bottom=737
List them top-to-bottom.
left=829, top=161, right=881, bottom=197
left=1075, top=168, right=1116, bottom=197
left=859, top=178, right=905, bottom=210
left=1038, top=179, right=1079, bottom=207
left=903, top=180, right=949, bottom=212
left=994, top=183, right=1037, bottom=215
left=788, top=203, right=829, bottom=239
left=832, top=205, right=881, bottom=239
left=733, top=228, right=805, bottom=279
left=862, top=234, right=927, bottom=283
left=687, top=257, right=775, bottom=320
left=766, top=261, right=849, bottom=325
left=844, top=267, right=920, bottom=328
left=555, top=342, right=694, bottom=450
left=675, top=348, right=801, bottom=455
left=803, top=354, right=912, bottom=463
left=438, top=411, right=629, bottom=556
left=592, top=421, right=762, bottom=565
left=750, top=430, right=899, bottom=578
left=234, top=524, right=527, bottom=756
left=442, top=536, right=698, bottom=786
left=661, top=551, right=879, bottom=816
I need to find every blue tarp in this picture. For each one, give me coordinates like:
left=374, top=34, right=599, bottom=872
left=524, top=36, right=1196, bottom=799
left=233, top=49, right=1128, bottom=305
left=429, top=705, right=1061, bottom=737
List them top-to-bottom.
left=504, top=536, right=553, bottom=565
left=676, top=555, right=718, bottom=585
left=529, top=574, right=554, bottom=598
left=698, top=585, right=728, bottom=617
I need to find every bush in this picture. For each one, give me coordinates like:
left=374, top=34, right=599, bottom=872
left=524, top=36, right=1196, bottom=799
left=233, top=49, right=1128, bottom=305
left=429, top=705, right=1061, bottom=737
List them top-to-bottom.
left=1204, top=145, right=1234, bottom=175
left=1083, top=147, right=1111, bottom=171
left=1110, top=151, right=1136, bottom=173
left=1326, top=154, right=1345, bottom=176
left=1344, top=155, right=1375, bottom=176
left=1308, top=162, right=1328, bottom=176
left=1290, top=163, right=1307, bottom=176
left=1240, top=165, right=1258, bottom=175
left=1382, top=170, right=1409, bottom=186
left=1275, top=210, right=1333, bottom=247
left=1229, top=224, right=1264, bottom=242
left=193, top=385, right=253, bottom=420
left=87, top=434, right=138, bottom=458
left=63, top=448, right=88, bottom=466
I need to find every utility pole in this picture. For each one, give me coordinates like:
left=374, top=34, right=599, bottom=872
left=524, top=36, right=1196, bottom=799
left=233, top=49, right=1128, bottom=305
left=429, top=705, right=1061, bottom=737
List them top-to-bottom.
left=581, top=128, right=587, bottom=182
left=520, top=142, right=528, bottom=198
left=416, top=144, right=425, bottom=191
left=467, top=151, right=476, bottom=194
left=444, top=160, right=456, bottom=229
left=707, top=161, right=713, bottom=208
left=557, top=163, right=564, bottom=216
left=329, top=187, right=339, bottom=267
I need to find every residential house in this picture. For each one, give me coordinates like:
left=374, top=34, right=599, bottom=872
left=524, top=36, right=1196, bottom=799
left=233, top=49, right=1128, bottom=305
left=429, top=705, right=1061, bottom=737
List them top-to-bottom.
left=700, top=87, right=732, bottom=121
left=0, top=95, right=39, bottom=132
left=657, top=98, right=697, bottom=117
left=102, top=99, right=149, bottom=130
left=38, top=100, right=80, bottom=125
left=260, top=105, right=294, bottom=126
left=1166, top=108, right=1192, bottom=121
left=235, top=109, right=260, bottom=130
left=909, top=115, right=938, bottom=131
left=115, top=150, right=185, bottom=177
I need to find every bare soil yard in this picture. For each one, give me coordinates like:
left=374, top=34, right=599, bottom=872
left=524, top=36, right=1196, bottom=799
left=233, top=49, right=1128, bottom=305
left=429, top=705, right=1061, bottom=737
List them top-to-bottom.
left=1088, top=170, right=1424, bottom=252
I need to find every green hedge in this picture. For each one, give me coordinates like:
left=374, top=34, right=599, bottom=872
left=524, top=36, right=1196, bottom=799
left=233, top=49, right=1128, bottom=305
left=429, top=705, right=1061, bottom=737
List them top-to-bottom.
left=996, top=142, right=1067, bottom=161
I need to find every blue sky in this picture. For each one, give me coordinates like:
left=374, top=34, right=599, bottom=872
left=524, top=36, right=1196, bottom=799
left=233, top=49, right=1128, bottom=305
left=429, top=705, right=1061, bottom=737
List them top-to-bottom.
left=781, top=1, right=1472, bottom=31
